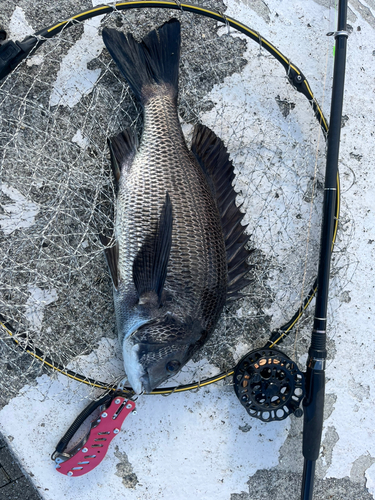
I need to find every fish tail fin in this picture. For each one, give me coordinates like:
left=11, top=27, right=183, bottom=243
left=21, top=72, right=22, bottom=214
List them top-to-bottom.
left=102, top=19, right=181, bottom=104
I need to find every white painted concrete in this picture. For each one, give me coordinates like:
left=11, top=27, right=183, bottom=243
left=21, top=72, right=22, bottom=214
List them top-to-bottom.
left=0, top=184, right=40, bottom=235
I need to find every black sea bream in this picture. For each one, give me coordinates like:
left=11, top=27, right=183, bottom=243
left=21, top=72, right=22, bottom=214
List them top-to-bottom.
left=102, top=19, right=251, bottom=393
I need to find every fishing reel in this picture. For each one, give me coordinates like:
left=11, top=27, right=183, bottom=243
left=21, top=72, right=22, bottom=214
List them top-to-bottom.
left=234, top=347, right=305, bottom=423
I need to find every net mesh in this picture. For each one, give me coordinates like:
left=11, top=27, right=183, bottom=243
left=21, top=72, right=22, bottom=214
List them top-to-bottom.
left=0, top=4, right=343, bottom=405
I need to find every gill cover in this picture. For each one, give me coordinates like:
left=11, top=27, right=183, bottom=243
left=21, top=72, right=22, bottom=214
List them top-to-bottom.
left=130, top=314, right=205, bottom=393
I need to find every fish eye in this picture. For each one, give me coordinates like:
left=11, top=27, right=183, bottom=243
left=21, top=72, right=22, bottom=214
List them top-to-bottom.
left=166, top=360, right=181, bottom=372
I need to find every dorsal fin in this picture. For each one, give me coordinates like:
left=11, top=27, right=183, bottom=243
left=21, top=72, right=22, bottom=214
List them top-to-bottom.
left=191, top=124, right=252, bottom=301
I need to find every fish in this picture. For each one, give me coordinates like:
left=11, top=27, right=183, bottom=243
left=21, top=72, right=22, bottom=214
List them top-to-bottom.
left=101, top=19, right=251, bottom=394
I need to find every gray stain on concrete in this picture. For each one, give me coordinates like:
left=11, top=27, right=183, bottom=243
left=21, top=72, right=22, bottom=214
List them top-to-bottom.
left=235, top=0, right=271, bottom=23
left=239, top=0, right=375, bottom=27
left=312, top=0, right=357, bottom=23
left=312, top=0, right=375, bottom=27
left=350, top=0, right=375, bottom=29
left=275, top=95, right=296, bottom=118
left=323, top=393, right=337, bottom=420
left=238, top=423, right=252, bottom=433
left=316, top=425, right=340, bottom=478
left=114, top=445, right=138, bottom=489
left=351, top=454, right=375, bottom=487
left=231, top=469, right=374, bottom=500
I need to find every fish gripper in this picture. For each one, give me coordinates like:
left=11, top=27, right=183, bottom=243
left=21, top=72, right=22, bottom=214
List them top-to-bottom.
left=52, top=393, right=135, bottom=476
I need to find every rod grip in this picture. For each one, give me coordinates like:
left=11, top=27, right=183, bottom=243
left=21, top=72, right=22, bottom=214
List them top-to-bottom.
left=302, top=367, right=325, bottom=461
left=301, top=460, right=316, bottom=500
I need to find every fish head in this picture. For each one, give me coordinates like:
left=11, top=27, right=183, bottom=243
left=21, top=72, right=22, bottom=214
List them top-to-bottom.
left=123, top=315, right=204, bottom=394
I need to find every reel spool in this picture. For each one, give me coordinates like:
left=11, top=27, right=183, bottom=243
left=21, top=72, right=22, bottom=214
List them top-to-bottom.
left=234, top=348, right=305, bottom=423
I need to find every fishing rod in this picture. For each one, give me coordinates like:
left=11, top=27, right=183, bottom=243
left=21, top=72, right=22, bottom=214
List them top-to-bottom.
left=301, top=0, right=348, bottom=498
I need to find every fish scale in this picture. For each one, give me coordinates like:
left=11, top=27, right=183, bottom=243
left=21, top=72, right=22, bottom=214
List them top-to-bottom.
left=116, top=92, right=227, bottom=327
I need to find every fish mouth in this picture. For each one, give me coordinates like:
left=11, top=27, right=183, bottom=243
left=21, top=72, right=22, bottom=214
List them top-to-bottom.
left=122, top=338, right=158, bottom=394
left=122, top=339, right=148, bottom=394
left=139, top=374, right=153, bottom=394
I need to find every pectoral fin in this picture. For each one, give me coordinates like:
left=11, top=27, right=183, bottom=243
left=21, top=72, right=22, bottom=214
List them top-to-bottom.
left=132, top=193, right=173, bottom=306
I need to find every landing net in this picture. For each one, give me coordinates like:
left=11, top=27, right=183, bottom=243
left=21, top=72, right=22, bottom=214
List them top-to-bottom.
left=0, top=2, right=347, bottom=404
